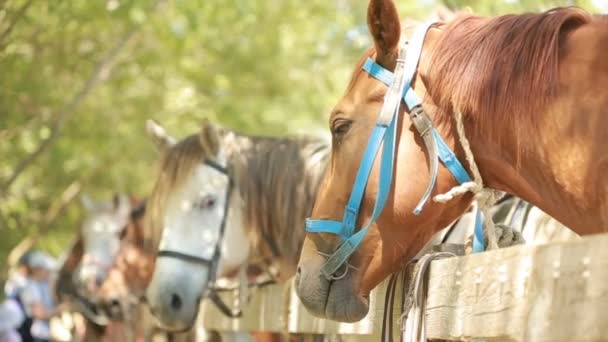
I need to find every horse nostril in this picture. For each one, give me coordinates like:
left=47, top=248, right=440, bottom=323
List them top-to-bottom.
left=297, top=267, right=302, bottom=275
left=170, top=293, right=182, bottom=311
left=110, top=299, right=121, bottom=308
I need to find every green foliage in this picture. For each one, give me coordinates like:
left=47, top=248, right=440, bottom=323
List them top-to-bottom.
left=0, top=0, right=602, bottom=263
left=443, top=0, right=599, bottom=14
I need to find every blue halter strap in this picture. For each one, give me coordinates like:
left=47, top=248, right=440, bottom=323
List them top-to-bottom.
left=306, top=22, right=480, bottom=281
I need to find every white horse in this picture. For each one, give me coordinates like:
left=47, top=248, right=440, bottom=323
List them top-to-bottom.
left=144, top=119, right=329, bottom=334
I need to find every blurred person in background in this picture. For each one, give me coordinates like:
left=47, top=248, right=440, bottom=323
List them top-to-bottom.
left=20, top=251, right=64, bottom=342
left=4, top=252, right=32, bottom=299
left=5, top=252, right=34, bottom=342
left=0, top=298, right=26, bottom=342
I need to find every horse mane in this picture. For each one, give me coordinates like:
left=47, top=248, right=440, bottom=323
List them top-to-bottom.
left=427, top=7, right=591, bottom=142
left=144, top=126, right=330, bottom=269
left=232, top=134, right=329, bottom=267
left=124, top=200, right=146, bottom=246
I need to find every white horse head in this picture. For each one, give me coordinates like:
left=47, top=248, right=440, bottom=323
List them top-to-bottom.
left=144, top=119, right=249, bottom=331
left=144, top=119, right=329, bottom=331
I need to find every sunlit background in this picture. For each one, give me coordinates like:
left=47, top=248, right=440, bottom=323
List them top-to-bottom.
left=0, top=0, right=604, bottom=277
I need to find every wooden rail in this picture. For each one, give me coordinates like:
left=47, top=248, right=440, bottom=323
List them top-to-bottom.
left=425, top=232, right=608, bottom=341
left=197, top=233, right=608, bottom=341
left=198, top=275, right=401, bottom=340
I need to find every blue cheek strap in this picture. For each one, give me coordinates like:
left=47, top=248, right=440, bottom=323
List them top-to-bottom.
left=362, top=58, right=486, bottom=254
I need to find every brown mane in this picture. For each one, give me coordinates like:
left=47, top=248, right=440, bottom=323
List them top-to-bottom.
left=427, top=7, right=591, bottom=142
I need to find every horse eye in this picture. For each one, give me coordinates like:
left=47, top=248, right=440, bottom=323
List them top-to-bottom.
left=331, top=119, right=352, bottom=138
left=197, top=195, right=217, bottom=210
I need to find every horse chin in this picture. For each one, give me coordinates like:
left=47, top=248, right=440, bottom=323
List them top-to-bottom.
left=296, top=255, right=369, bottom=323
left=325, top=274, right=370, bottom=322
left=147, top=282, right=201, bottom=332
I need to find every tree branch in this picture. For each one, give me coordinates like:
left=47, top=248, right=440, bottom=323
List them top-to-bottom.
left=0, top=0, right=35, bottom=49
left=1, top=27, right=139, bottom=195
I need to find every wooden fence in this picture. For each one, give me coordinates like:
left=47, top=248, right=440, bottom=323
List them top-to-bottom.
left=197, top=232, right=608, bottom=341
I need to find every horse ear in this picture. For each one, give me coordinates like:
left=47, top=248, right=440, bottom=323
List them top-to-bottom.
left=367, top=0, right=401, bottom=67
left=199, top=118, right=221, bottom=157
left=145, top=119, right=176, bottom=151
left=81, top=193, right=96, bottom=212
left=112, top=193, right=120, bottom=210
left=113, top=193, right=132, bottom=218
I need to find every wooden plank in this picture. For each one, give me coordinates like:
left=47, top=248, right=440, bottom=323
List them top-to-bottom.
left=425, top=232, right=608, bottom=341
left=200, top=233, right=606, bottom=340
left=199, top=274, right=405, bottom=340
left=199, top=283, right=287, bottom=333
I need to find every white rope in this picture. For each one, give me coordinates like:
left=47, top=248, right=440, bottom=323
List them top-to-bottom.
left=433, top=110, right=501, bottom=250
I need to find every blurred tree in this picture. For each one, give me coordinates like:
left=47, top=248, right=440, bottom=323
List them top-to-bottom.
left=0, top=0, right=373, bottom=266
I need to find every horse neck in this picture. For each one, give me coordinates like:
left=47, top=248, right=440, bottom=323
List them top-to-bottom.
left=423, top=14, right=608, bottom=235
left=467, top=101, right=608, bottom=235
left=227, top=134, right=329, bottom=276
left=124, top=219, right=145, bottom=248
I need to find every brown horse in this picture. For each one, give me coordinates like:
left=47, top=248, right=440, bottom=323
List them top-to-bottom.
left=296, top=0, right=607, bottom=322
left=95, top=201, right=158, bottom=342
left=98, top=201, right=152, bottom=319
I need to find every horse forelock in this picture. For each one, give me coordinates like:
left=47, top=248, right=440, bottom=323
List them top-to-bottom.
left=144, top=134, right=209, bottom=251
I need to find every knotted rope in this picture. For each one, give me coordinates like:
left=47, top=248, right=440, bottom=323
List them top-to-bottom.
left=433, top=110, right=502, bottom=250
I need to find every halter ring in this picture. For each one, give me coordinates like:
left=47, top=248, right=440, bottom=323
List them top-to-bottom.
left=317, top=251, right=359, bottom=280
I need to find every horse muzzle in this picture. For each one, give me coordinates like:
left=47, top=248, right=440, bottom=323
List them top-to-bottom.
left=295, top=253, right=369, bottom=323
left=146, top=257, right=208, bottom=331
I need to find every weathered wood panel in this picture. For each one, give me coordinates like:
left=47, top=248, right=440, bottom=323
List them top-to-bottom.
left=198, top=231, right=604, bottom=341
left=425, top=233, right=608, bottom=341
left=198, top=275, right=405, bottom=340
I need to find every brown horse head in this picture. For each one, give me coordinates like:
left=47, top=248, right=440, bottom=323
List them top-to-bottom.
left=296, top=0, right=597, bottom=322
left=98, top=200, right=153, bottom=320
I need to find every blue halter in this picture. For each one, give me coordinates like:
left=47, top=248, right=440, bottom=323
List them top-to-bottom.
left=306, top=22, right=484, bottom=280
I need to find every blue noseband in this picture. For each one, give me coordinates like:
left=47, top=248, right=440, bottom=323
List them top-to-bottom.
left=306, top=22, right=484, bottom=280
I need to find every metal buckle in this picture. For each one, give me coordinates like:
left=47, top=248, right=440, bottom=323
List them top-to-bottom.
left=409, top=105, right=433, bottom=137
